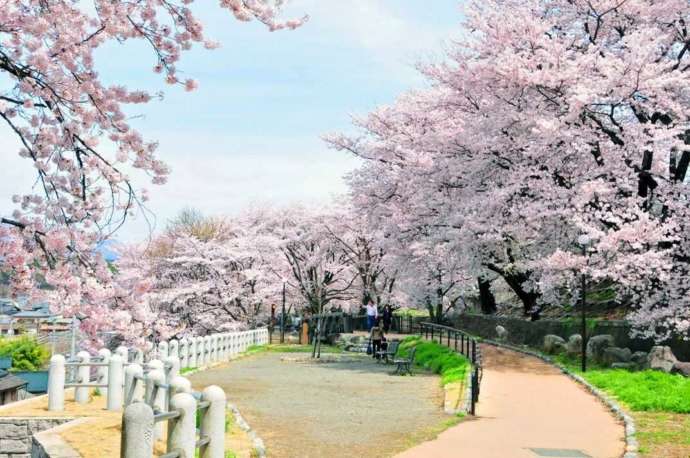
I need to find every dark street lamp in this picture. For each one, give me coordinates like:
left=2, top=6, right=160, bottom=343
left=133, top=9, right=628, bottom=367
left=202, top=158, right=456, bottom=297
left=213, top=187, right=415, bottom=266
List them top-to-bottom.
left=577, top=234, right=591, bottom=372
left=280, top=278, right=286, bottom=344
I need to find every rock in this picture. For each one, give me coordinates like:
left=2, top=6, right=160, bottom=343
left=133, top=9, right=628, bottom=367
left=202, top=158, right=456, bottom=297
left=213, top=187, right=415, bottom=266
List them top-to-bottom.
left=495, top=325, right=508, bottom=341
left=543, top=334, right=567, bottom=354
left=566, top=334, right=583, bottom=356
left=586, top=334, right=615, bottom=363
left=647, top=346, right=678, bottom=373
left=603, top=347, right=632, bottom=366
left=631, top=351, right=648, bottom=369
left=671, top=361, right=690, bottom=377
left=611, top=362, right=637, bottom=371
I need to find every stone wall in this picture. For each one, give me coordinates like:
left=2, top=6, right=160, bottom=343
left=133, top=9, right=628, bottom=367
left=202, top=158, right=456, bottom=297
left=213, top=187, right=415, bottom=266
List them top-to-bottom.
left=454, top=314, right=690, bottom=360
left=0, top=418, right=71, bottom=458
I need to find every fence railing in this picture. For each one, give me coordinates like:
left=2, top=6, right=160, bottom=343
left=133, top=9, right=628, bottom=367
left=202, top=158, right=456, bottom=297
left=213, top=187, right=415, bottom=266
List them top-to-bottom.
left=418, top=322, right=483, bottom=415
left=46, top=328, right=269, bottom=458
left=48, top=328, right=269, bottom=413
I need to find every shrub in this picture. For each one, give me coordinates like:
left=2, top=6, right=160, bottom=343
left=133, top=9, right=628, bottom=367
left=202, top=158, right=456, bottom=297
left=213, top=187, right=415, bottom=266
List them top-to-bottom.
left=0, top=335, right=50, bottom=371
left=398, top=336, right=469, bottom=385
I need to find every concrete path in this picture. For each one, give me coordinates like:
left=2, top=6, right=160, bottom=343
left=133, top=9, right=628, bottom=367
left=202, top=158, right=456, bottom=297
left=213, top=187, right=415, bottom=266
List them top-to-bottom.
left=397, top=344, right=626, bottom=458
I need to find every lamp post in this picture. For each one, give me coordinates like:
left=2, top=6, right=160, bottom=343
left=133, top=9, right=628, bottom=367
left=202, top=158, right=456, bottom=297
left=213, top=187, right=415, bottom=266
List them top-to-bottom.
left=577, top=234, right=591, bottom=372
left=280, top=279, right=286, bottom=344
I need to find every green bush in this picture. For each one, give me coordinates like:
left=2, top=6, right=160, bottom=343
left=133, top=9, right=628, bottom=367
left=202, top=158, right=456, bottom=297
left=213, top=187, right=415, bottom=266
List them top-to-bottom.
left=0, top=335, right=50, bottom=371
left=398, top=336, right=470, bottom=385
left=584, top=369, right=690, bottom=413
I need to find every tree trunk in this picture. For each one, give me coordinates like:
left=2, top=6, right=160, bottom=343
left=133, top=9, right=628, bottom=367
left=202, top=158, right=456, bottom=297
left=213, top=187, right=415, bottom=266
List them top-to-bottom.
left=486, top=264, right=540, bottom=319
left=478, top=277, right=497, bottom=314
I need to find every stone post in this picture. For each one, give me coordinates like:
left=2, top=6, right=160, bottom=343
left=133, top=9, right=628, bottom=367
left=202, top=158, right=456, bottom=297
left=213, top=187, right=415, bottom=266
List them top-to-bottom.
left=209, top=335, right=216, bottom=363
left=201, top=336, right=209, bottom=366
left=179, top=338, right=189, bottom=368
left=188, top=338, right=197, bottom=368
left=169, top=339, right=179, bottom=361
left=158, top=341, right=169, bottom=360
left=116, top=345, right=129, bottom=363
left=97, top=348, right=111, bottom=397
left=132, top=348, right=144, bottom=365
left=74, top=351, right=91, bottom=404
left=48, top=354, right=65, bottom=411
left=107, top=354, right=125, bottom=411
left=163, top=355, right=180, bottom=382
left=124, top=363, right=144, bottom=406
left=146, top=368, right=166, bottom=439
left=170, top=375, right=192, bottom=395
left=200, top=385, right=227, bottom=458
left=167, top=392, right=197, bottom=458
left=121, top=402, right=155, bottom=458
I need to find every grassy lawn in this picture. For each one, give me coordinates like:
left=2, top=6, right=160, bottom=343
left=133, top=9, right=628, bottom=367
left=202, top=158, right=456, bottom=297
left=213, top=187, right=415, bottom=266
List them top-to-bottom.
left=398, top=336, right=470, bottom=385
left=246, top=343, right=343, bottom=354
left=551, top=353, right=690, bottom=457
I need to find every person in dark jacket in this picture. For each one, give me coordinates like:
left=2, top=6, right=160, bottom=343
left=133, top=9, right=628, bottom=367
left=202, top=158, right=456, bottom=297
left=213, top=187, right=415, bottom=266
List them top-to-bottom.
left=382, top=304, right=393, bottom=333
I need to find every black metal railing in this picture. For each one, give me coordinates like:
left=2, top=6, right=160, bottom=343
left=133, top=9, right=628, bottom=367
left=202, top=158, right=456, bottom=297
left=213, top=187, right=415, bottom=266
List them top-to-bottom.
left=418, top=322, right=482, bottom=416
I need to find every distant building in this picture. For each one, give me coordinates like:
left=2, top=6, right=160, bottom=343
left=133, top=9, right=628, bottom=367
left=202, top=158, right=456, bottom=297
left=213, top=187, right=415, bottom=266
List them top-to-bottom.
left=0, top=368, right=28, bottom=405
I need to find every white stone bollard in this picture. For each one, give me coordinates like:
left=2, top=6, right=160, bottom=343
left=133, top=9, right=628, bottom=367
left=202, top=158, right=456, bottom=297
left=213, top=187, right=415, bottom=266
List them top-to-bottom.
left=210, top=334, right=216, bottom=361
left=204, top=336, right=212, bottom=365
left=179, top=338, right=189, bottom=368
left=188, top=338, right=197, bottom=368
left=169, top=339, right=179, bottom=361
left=158, top=341, right=169, bottom=360
left=116, top=345, right=129, bottom=363
left=97, top=348, right=111, bottom=398
left=133, top=348, right=144, bottom=365
left=74, top=351, right=91, bottom=404
left=107, top=353, right=124, bottom=411
left=48, top=354, right=65, bottom=411
left=163, top=355, right=180, bottom=382
left=148, top=358, right=164, bottom=372
left=124, top=363, right=144, bottom=406
left=146, top=368, right=166, bottom=439
left=170, top=375, right=192, bottom=395
left=200, top=385, right=227, bottom=458
left=168, top=392, right=197, bottom=458
left=122, top=402, right=155, bottom=458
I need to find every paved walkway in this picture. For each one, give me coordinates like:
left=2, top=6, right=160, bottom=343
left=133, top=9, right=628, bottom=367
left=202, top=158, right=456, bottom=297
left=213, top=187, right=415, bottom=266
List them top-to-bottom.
left=397, top=344, right=626, bottom=458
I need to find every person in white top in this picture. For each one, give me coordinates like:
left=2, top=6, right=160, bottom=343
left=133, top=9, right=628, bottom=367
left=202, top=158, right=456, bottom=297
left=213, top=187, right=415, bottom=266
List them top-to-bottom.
left=365, top=298, right=378, bottom=331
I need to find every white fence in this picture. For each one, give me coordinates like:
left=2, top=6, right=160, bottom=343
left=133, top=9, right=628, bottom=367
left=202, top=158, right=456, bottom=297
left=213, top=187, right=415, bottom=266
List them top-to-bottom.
left=46, top=328, right=269, bottom=458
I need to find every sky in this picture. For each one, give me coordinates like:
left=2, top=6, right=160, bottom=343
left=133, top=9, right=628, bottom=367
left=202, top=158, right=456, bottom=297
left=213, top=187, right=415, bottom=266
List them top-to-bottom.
left=0, top=1, right=464, bottom=241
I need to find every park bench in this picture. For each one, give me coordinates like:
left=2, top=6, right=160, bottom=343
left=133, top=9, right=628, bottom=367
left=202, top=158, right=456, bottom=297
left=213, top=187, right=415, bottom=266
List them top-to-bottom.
left=376, top=340, right=400, bottom=364
left=393, top=347, right=416, bottom=376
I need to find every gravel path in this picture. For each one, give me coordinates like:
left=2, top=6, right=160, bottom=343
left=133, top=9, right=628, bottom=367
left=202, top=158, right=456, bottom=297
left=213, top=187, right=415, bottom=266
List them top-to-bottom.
left=189, top=353, right=448, bottom=458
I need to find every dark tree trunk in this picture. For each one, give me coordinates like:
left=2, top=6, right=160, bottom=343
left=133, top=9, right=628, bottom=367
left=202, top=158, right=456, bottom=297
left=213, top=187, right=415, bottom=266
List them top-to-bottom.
left=486, top=264, right=540, bottom=319
left=478, top=277, right=497, bottom=314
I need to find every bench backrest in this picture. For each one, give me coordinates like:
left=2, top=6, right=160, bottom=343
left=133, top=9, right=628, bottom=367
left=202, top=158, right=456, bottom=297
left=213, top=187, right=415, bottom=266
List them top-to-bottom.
left=388, top=341, right=400, bottom=355
left=407, top=346, right=416, bottom=362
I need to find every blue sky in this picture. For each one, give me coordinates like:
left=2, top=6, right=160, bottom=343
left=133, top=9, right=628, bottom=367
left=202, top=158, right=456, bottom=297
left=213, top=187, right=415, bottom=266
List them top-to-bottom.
left=1, top=1, right=464, bottom=241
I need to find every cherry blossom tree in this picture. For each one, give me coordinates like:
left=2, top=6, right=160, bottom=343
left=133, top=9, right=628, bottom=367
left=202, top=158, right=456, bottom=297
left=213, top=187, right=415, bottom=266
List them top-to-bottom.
left=0, top=0, right=305, bottom=341
left=329, top=0, right=690, bottom=340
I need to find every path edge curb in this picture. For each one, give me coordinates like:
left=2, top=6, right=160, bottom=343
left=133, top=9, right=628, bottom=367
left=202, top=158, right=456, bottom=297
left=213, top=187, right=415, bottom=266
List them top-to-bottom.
left=482, top=339, right=638, bottom=458
left=229, top=402, right=267, bottom=457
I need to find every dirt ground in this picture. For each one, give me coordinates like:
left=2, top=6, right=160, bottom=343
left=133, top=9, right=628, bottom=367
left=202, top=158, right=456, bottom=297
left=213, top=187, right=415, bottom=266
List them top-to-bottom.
left=189, top=352, right=450, bottom=458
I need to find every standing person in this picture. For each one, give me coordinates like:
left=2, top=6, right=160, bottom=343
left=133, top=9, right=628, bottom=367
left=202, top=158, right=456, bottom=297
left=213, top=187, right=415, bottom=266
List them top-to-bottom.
left=365, top=298, right=378, bottom=331
left=382, top=304, right=393, bottom=333
left=370, top=318, right=385, bottom=359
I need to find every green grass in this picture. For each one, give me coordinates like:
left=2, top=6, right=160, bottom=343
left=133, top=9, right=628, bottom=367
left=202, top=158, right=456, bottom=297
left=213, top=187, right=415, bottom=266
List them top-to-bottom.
left=393, top=307, right=429, bottom=317
left=398, top=336, right=470, bottom=385
left=246, top=344, right=343, bottom=354
left=548, top=352, right=690, bottom=413
left=180, top=367, right=196, bottom=375
left=584, top=370, right=690, bottom=413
